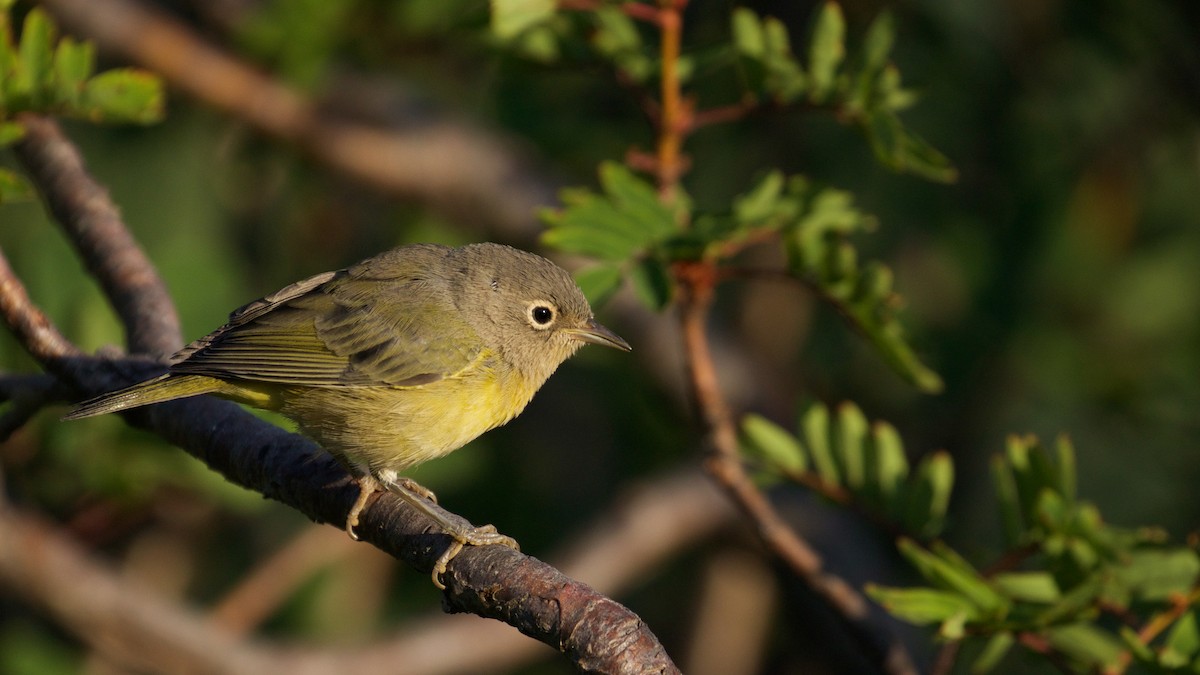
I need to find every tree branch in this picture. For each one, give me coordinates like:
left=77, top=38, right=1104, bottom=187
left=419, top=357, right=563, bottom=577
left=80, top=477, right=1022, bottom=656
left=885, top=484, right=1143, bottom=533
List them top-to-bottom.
left=13, top=114, right=182, bottom=359
left=0, top=247, right=81, bottom=369
left=673, top=262, right=918, bottom=675
left=2, top=448, right=721, bottom=674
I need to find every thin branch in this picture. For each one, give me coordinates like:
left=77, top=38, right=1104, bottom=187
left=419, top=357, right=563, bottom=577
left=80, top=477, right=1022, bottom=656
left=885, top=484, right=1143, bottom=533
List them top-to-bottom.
left=38, top=0, right=556, bottom=240
left=655, top=0, right=688, bottom=198
left=13, top=114, right=182, bottom=359
left=0, top=246, right=81, bottom=369
left=673, top=260, right=918, bottom=675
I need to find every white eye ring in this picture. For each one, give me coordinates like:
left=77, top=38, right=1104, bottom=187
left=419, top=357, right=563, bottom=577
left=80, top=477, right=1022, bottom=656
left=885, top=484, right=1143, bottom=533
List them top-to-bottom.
left=526, top=301, right=556, bottom=329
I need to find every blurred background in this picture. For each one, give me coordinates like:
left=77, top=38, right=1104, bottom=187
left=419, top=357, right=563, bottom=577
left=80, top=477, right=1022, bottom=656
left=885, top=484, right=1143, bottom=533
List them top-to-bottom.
left=1, top=0, right=1198, bottom=673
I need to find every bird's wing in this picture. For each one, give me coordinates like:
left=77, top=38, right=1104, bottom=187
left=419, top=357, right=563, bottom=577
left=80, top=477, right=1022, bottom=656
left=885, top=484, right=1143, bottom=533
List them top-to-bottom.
left=169, top=269, right=482, bottom=387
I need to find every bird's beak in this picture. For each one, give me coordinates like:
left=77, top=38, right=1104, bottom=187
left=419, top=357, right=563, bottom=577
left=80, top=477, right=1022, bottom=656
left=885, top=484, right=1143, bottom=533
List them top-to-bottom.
left=566, top=318, right=632, bottom=352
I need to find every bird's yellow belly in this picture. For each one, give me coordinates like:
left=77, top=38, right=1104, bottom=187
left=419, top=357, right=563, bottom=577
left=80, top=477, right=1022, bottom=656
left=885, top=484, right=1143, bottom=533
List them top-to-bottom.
left=279, top=370, right=534, bottom=474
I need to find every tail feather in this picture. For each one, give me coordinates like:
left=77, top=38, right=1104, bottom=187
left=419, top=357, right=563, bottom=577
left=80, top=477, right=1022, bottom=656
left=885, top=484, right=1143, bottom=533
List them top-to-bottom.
left=63, top=374, right=224, bottom=420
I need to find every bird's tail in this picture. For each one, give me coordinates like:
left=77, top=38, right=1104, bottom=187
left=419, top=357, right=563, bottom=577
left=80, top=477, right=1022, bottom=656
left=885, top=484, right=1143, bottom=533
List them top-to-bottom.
left=63, top=374, right=224, bottom=420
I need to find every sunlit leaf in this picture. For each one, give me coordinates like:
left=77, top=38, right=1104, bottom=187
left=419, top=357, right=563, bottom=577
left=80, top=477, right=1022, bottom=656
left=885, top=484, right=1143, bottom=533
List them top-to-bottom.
left=491, top=0, right=556, bottom=40
left=807, top=1, right=844, bottom=101
left=14, top=9, right=55, bottom=107
left=51, top=36, right=93, bottom=108
left=79, top=69, right=164, bottom=124
left=573, top=263, right=623, bottom=306
left=835, top=401, right=867, bottom=490
left=801, top=402, right=839, bottom=486
left=741, top=413, right=807, bottom=475
left=872, top=421, right=908, bottom=513
left=902, top=451, right=953, bottom=537
left=991, top=454, right=1024, bottom=546
left=898, top=539, right=1005, bottom=616
left=1115, top=549, right=1200, bottom=602
left=992, top=572, right=1061, bottom=604
left=866, top=584, right=979, bottom=625
left=1162, top=610, right=1200, bottom=668
left=1043, top=623, right=1123, bottom=671
left=970, top=632, right=1015, bottom=674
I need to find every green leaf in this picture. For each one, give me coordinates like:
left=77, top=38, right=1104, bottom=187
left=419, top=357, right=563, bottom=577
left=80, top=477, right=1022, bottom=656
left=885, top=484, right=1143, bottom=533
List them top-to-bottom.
left=490, top=0, right=556, bottom=40
left=807, top=2, right=845, bottom=101
left=593, top=7, right=651, bottom=82
left=731, top=7, right=764, bottom=58
left=14, top=9, right=55, bottom=107
left=860, top=11, right=894, bottom=73
left=51, top=36, right=93, bottom=108
left=79, top=69, right=164, bottom=124
left=861, top=109, right=958, bottom=183
left=542, top=162, right=677, bottom=264
left=599, top=162, right=677, bottom=239
left=0, top=168, right=34, bottom=203
left=732, top=170, right=786, bottom=225
left=542, top=201, right=646, bottom=260
left=628, top=255, right=672, bottom=310
left=573, top=264, right=623, bottom=306
left=834, top=401, right=868, bottom=490
left=801, top=402, right=839, bottom=486
left=741, top=413, right=807, bottom=475
left=872, top=420, right=908, bottom=514
left=1055, top=435, right=1077, bottom=503
left=903, top=451, right=953, bottom=537
left=991, top=454, right=1024, bottom=546
left=898, top=539, right=1005, bottom=616
left=1115, top=549, right=1200, bottom=602
left=992, top=572, right=1061, bottom=604
left=866, top=584, right=978, bottom=626
left=1163, top=610, right=1200, bottom=668
left=1043, top=623, right=1123, bottom=670
left=1117, top=625, right=1156, bottom=665
left=970, top=632, right=1015, bottom=674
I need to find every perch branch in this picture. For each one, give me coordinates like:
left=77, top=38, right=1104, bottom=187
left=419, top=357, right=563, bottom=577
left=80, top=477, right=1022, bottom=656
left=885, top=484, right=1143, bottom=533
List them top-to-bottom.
left=1, top=461, right=722, bottom=675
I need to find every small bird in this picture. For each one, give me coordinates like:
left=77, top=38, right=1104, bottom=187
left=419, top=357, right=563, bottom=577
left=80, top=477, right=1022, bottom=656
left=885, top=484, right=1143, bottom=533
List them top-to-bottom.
left=66, top=242, right=630, bottom=586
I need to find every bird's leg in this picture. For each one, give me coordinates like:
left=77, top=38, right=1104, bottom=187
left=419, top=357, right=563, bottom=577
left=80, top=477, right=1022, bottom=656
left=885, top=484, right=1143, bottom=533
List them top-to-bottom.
left=344, top=472, right=382, bottom=541
left=379, top=475, right=519, bottom=589
left=393, top=476, right=437, bottom=504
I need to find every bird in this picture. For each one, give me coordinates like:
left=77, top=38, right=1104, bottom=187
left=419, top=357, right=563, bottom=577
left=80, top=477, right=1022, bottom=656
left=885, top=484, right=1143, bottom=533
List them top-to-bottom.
left=65, top=242, right=631, bottom=586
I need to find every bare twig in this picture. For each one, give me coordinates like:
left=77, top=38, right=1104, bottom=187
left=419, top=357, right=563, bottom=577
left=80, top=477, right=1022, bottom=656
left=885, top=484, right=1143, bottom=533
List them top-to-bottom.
left=38, top=0, right=556, bottom=240
left=655, top=0, right=688, bottom=198
left=13, top=114, right=182, bottom=359
left=0, top=246, right=81, bottom=369
left=674, top=262, right=918, bottom=675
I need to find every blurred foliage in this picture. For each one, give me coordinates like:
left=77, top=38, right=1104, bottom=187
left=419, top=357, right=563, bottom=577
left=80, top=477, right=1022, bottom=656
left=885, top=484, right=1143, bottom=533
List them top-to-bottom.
left=0, top=0, right=162, bottom=201
left=1, top=0, right=1199, bottom=672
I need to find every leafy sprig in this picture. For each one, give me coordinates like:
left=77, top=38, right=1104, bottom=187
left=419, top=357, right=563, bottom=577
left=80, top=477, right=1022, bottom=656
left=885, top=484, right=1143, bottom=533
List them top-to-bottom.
left=0, top=2, right=164, bottom=202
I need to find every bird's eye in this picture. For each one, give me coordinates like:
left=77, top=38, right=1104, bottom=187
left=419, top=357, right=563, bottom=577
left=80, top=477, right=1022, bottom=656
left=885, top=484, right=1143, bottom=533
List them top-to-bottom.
left=527, top=302, right=555, bottom=328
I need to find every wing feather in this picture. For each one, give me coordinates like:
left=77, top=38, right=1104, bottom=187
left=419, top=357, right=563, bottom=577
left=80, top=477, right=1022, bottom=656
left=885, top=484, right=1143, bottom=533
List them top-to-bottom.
left=168, top=262, right=481, bottom=387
